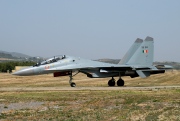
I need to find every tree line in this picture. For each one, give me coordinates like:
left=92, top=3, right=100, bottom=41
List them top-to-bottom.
left=0, top=61, right=35, bottom=72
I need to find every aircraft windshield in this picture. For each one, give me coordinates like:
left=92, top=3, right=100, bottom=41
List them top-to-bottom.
left=33, top=55, right=66, bottom=67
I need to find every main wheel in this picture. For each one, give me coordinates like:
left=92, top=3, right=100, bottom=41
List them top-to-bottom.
left=108, top=79, right=115, bottom=86
left=117, top=79, right=124, bottom=86
left=70, top=82, right=76, bottom=87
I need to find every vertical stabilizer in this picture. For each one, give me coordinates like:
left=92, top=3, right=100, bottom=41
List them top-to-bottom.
left=126, top=36, right=154, bottom=66
left=118, top=38, right=143, bottom=65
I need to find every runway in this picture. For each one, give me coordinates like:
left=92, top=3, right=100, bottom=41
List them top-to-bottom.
left=0, top=86, right=180, bottom=92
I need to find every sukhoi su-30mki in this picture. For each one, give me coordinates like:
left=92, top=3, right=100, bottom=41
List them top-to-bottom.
left=13, top=37, right=172, bottom=87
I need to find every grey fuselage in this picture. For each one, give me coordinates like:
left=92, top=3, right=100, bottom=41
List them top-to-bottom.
left=13, top=36, right=173, bottom=86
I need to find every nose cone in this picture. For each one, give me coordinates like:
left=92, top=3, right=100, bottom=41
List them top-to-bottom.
left=12, top=67, right=34, bottom=76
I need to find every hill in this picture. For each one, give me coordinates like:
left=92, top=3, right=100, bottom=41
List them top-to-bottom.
left=0, top=50, right=31, bottom=58
left=0, top=51, right=44, bottom=62
left=0, top=52, right=16, bottom=59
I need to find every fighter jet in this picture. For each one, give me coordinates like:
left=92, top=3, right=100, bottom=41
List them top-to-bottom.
left=13, top=36, right=172, bottom=87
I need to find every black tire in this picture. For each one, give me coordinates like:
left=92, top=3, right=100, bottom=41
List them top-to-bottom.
left=108, top=79, right=115, bottom=86
left=117, top=79, right=124, bottom=86
left=71, top=82, right=76, bottom=87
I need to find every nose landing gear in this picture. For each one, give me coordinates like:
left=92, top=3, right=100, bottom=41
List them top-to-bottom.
left=69, top=71, right=79, bottom=87
left=69, top=76, right=76, bottom=87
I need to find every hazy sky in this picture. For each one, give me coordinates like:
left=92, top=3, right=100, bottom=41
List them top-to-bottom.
left=0, top=0, right=180, bottom=62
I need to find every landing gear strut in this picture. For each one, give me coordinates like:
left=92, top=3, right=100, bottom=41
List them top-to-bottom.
left=69, top=71, right=79, bottom=87
left=117, top=73, right=124, bottom=86
left=108, top=77, right=116, bottom=86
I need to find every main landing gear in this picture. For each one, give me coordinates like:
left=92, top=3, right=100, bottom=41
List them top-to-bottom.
left=69, top=71, right=79, bottom=87
left=108, top=77, right=124, bottom=87
left=108, top=77, right=116, bottom=86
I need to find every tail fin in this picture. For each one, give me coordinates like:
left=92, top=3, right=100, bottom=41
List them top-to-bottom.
left=126, top=36, right=154, bottom=66
left=118, top=38, right=143, bottom=65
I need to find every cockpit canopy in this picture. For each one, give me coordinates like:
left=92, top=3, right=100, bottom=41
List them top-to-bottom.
left=33, top=55, right=66, bottom=67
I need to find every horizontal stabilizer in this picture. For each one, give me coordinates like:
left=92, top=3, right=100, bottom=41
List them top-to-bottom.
left=155, top=65, right=173, bottom=70
left=136, top=70, right=150, bottom=78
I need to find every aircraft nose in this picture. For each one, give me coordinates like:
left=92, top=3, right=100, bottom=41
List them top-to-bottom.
left=12, top=67, right=34, bottom=76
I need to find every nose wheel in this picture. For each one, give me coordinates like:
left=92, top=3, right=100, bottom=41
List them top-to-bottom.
left=69, top=75, right=76, bottom=87
left=70, top=82, right=76, bottom=87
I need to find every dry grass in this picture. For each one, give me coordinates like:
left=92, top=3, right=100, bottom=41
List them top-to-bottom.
left=0, top=70, right=179, bottom=87
left=125, top=70, right=180, bottom=87
left=0, top=71, right=179, bottom=120
left=0, top=90, right=179, bottom=120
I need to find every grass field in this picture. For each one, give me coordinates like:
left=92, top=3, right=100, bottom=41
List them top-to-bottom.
left=0, top=70, right=180, bottom=120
